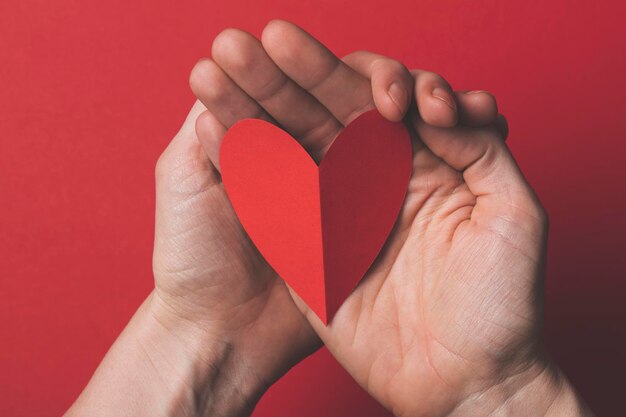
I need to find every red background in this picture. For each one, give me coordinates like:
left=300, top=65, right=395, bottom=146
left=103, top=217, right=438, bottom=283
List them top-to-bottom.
left=1, top=0, right=625, bottom=416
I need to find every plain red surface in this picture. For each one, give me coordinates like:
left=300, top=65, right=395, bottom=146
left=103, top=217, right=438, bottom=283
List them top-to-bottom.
left=1, top=0, right=625, bottom=416
left=221, top=111, right=411, bottom=324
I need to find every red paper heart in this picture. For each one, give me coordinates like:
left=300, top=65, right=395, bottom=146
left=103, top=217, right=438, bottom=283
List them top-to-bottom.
left=220, top=110, right=412, bottom=324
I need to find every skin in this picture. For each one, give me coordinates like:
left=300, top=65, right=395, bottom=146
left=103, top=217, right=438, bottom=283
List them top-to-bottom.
left=66, top=20, right=593, bottom=417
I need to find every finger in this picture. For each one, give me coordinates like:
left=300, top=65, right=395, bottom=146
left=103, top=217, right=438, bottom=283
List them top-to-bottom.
left=261, top=20, right=373, bottom=125
left=211, top=28, right=342, bottom=157
left=342, top=50, right=414, bottom=122
left=337, top=51, right=450, bottom=184
left=189, top=58, right=273, bottom=128
left=411, top=69, right=458, bottom=128
left=455, top=90, right=499, bottom=127
left=155, top=100, right=220, bottom=195
left=159, top=100, right=210, bottom=166
left=195, top=109, right=227, bottom=171
left=495, top=114, right=509, bottom=139
left=412, top=117, right=545, bottom=225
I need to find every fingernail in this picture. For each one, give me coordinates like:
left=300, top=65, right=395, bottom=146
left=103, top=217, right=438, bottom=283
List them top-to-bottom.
left=388, top=82, right=408, bottom=113
left=432, top=87, right=456, bottom=111
left=464, top=90, right=488, bottom=95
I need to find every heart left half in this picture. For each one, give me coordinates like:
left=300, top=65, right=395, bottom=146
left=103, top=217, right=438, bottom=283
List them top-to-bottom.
left=220, top=110, right=413, bottom=324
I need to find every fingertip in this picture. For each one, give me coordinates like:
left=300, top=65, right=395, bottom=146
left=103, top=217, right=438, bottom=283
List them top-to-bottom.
left=263, top=18, right=291, bottom=33
left=261, top=19, right=296, bottom=49
left=261, top=20, right=324, bottom=77
left=211, top=28, right=258, bottom=72
left=211, top=28, right=237, bottom=58
left=189, top=58, right=213, bottom=94
left=189, top=58, right=230, bottom=105
left=370, top=60, right=413, bottom=122
left=412, top=70, right=458, bottom=127
left=373, top=80, right=410, bottom=122
left=388, top=81, right=410, bottom=121
left=421, top=86, right=458, bottom=127
left=456, top=90, right=499, bottom=126
left=195, top=109, right=212, bottom=133
left=195, top=110, right=226, bottom=170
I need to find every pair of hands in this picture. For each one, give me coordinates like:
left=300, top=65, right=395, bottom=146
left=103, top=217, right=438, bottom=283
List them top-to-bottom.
left=155, top=19, right=546, bottom=415
left=68, top=20, right=591, bottom=417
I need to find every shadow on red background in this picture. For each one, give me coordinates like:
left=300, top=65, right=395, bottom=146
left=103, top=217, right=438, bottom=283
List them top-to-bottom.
left=1, top=0, right=624, bottom=416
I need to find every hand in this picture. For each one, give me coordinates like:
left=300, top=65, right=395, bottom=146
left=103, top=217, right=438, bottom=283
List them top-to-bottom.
left=67, top=20, right=592, bottom=417
left=251, top=22, right=591, bottom=417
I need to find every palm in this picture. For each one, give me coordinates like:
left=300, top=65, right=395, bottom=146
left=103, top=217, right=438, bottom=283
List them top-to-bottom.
left=152, top=102, right=320, bottom=387
left=301, top=125, right=548, bottom=416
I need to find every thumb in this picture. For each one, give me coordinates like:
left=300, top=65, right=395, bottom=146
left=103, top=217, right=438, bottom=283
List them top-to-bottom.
left=413, top=117, right=547, bottom=232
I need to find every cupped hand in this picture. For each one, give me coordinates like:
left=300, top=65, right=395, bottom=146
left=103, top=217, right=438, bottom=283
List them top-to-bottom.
left=226, top=21, right=548, bottom=417
left=273, top=26, right=548, bottom=417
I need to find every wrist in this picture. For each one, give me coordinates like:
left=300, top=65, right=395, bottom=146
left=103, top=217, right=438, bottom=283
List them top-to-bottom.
left=66, top=291, right=266, bottom=417
left=144, top=291, right=268, bottom=417
left=448, top=354, right=593, bottom=417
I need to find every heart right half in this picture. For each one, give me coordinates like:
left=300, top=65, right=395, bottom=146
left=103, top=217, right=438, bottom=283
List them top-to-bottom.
left=220, top=110, right=413, bottom=324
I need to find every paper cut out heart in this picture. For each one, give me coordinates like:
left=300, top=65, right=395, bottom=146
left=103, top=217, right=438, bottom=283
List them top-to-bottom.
left=220, top=110, right=413, bottom=324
